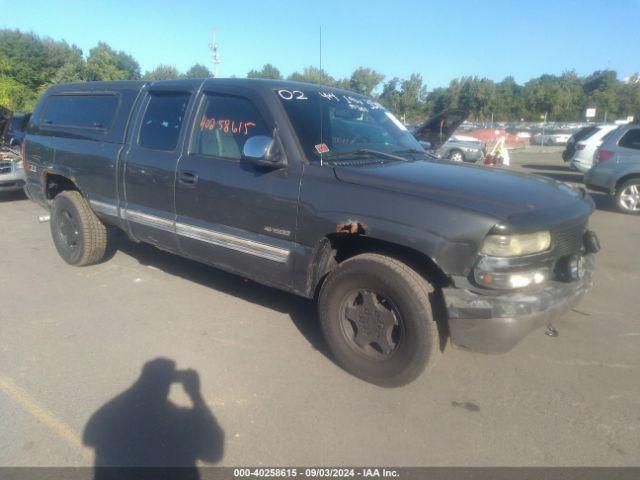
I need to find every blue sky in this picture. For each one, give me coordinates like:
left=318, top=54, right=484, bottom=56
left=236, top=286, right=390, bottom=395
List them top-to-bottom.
left=3, top=0, right=639, bottom=88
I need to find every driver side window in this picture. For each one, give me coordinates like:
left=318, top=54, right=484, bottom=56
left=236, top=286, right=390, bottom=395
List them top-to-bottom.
left=191, top=94, right=270, bottom=160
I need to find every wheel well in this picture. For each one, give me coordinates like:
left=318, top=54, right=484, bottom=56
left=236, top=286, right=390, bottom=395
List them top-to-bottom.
left=45, top=173, right=79, bottom=200
left=616, top=173, right=640, bottom=191
left=308, top=233, right=451, bottom=298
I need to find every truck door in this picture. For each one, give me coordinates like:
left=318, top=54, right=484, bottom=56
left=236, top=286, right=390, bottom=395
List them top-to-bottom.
left=122, top=88, right=196, bottom=251
left=174, top=88, right=302, bottom=289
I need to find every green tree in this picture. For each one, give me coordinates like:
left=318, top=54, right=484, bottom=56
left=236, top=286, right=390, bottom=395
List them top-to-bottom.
left=0, top=30, right=84, bottom=87
left=85, top=42, right=140, bottom=81
left=183, top=63, right=211, bottom=78
left=247, top=63, right=282, bottom=80
left=143, top=64, right=181, bottom=81
left=287, top=66, right=335, bottom=86
left=349, top=67, right=384, bottom=96
left=583, top=70, right=620, bottom=119
left=398, top=73, right=427, bottom=119
left=0, top=75, right=36, bottom=111
left=618, top=75, right=640, bottom=120
left=491, top=76, right=522, bottom=121
left=379, top=77, right=401, bottom=113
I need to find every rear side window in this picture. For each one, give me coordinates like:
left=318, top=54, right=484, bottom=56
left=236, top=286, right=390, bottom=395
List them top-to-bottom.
left=139, top=92, right=191, bottom=151
left=41, top=94, right=119, bottom=130
left=191, top=94, right=270, bottom=160
left=573, top=126, right=597, bottom=142
left=583, top=126, right=603, bottom=141
left=601, top=129, right=618, bottom=143
left=619, top=129, right=640, bottom=150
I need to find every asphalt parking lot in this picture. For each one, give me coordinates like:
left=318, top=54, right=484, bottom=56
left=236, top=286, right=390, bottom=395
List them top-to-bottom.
left=1, top=149, right=639, bottom=467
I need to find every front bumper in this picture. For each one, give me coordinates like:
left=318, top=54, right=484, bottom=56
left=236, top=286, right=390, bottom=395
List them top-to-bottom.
left=0, top=160, right=27, bottom=192
left=0, top=179, right=26, bottom=192
left=442, top=254, right=595, bottom=353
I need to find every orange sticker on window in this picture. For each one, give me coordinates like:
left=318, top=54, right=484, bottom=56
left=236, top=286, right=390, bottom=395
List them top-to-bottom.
left=315, top=143, right=330, bottom=154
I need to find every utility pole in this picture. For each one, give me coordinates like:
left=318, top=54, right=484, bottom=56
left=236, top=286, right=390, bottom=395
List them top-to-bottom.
left=209, top=29, right=220, bottom=78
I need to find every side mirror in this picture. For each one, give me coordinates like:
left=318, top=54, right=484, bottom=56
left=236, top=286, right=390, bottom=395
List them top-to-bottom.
left=242, top=135, right=286, bottom=169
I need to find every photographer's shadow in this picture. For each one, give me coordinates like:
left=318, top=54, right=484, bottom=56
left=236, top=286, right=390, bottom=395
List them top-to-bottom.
left=83, top=358, right=224, bottom=479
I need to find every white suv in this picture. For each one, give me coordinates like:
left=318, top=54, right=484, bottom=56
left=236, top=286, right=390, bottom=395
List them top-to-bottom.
left=571, top=124, right=618, bottom=173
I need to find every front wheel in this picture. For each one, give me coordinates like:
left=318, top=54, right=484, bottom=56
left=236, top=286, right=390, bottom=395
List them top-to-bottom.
left=615, top=179, right=640, bottom=214
left=50, top=190, right=110, bottom=266
left=318, top=254, right=441, bottom=387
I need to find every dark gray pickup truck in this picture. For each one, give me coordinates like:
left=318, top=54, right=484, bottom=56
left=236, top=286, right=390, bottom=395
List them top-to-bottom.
left=23, top=79, right=600, bottom=386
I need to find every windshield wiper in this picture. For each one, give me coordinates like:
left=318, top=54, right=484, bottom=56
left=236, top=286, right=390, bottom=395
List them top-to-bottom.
left=323, top=148, right=408, bottom=163
left=392, top=148, right=437, bottom=159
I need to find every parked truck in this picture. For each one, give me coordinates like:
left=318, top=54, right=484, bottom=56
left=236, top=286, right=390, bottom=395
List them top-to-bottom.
left=23, top=79, right=600, bottom=386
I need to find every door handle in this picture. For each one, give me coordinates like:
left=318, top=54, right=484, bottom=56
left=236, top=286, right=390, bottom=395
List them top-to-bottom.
left=178, top=170, right=198, bottom=186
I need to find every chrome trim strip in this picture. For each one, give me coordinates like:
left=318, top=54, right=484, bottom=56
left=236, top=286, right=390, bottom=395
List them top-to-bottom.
left=89, top=199, right=118, bottom=217
left=121, top=207, right=289, bottom=263
left=123, top=209, right=174, bottom=232
left=175, top=222, right=290, bottom=263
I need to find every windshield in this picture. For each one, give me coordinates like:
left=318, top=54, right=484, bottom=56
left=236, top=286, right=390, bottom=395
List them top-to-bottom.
left=276, top=88, right=424, bottom=161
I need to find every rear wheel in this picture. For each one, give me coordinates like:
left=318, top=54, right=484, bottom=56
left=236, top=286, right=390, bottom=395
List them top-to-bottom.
left=448, top=149, right=465, bottom=162
left=615, top=179, right=640, bottom=214
left=50, top=191, right=110, bottom=265
left=318, top=253, right=441, bottom=387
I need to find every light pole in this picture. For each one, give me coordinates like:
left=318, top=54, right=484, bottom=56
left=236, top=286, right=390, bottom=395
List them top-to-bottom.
left=209, top=30, right=220, bottom=78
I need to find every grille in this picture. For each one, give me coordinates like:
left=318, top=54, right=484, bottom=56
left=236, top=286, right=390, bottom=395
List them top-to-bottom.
left=0, top=161, right=12, bottom=175
left=552, top=221, right=586, bottom=257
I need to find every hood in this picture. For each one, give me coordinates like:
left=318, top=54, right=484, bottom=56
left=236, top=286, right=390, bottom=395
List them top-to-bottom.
left=0, top=106, right=12, bottom=144
left=412, top=109, right=467, bottom=149
left=333, top=160, right=593, bottom=229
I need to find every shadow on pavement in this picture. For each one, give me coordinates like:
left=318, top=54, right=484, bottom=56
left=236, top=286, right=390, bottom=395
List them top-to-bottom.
left=520, top=164, right=584, bottom=183
left=0, top=190, right=28, bottom=202
left=588, top=191, right=622, bottom=214
left=114, top=236, right=330, bottom=357
left=83, top=358, right=224, bottom=480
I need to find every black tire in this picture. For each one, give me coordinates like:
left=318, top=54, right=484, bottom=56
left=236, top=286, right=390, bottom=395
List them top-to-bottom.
left=448, top=149, right=465, bottom=162
left=615, top=178, right=640, bottom=215
left=50, top=190, right=109, bottom=266
left=318, top=253, right=441, bottom=387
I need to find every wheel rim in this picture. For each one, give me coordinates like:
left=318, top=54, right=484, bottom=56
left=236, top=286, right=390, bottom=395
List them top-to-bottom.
left=451, top=152, right=463, bottom=162
left=619, top=184, right=640, bottom=212
left=57, top=209, right=80, bottom=248
left=339, top=289, right=404, bottom=360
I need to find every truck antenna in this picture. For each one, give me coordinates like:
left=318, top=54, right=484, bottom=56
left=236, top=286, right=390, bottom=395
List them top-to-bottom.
left=319, top=25, right=323, bottom=166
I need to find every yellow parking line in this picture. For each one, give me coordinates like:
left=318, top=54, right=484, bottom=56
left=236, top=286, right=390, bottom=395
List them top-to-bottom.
left=0, top=373, right=93, bottom=461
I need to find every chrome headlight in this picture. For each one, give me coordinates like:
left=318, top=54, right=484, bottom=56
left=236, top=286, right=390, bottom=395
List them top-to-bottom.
left=480, top=231, right=551, bottom=257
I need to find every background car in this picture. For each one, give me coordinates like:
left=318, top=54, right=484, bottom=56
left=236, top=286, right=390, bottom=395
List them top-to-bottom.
left=0, top=106, right=27, bottom=193
left=412, top=109, right=485, bottom=162
left=5, top=113, right=30, bottom=146
left=585, top=123, right=640, bottom=214
left=570, top=124, right=618, bottom=173
left=563, top=125, right=599, bottom=161
left=531, top=132, right=572, bottom=146
left=435, top=135, right=485, bottom=162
